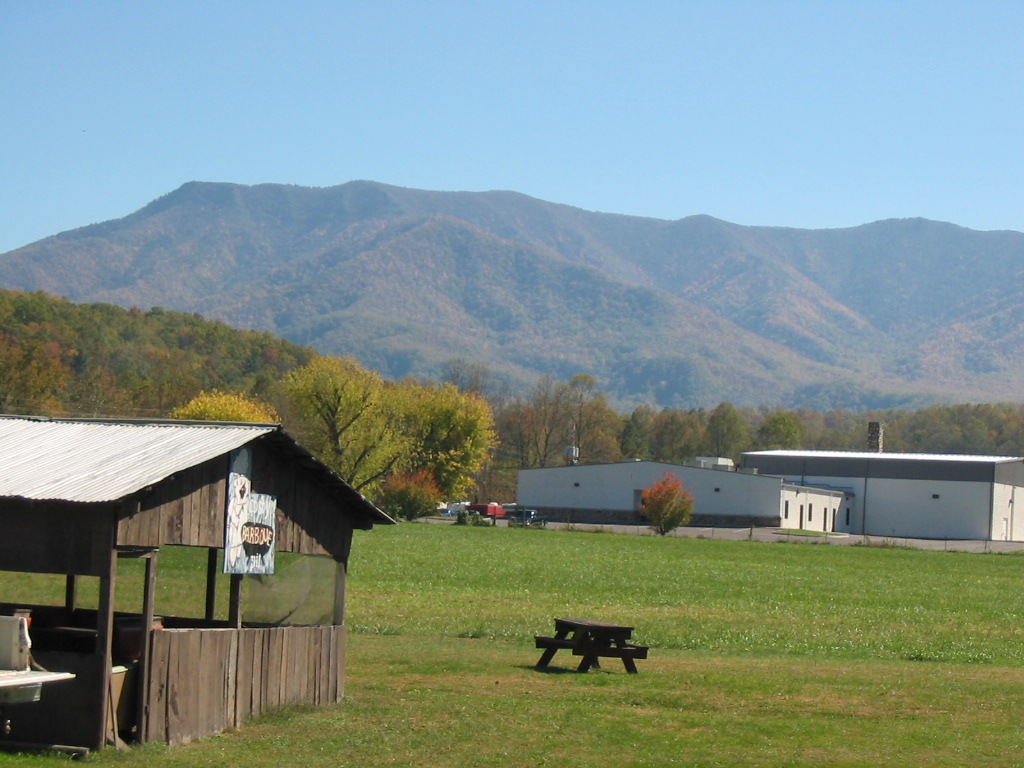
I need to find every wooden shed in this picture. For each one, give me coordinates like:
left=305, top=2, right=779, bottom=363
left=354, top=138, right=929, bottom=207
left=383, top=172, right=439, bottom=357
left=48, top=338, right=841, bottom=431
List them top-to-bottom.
left=0, top=415, right=393, bottom=751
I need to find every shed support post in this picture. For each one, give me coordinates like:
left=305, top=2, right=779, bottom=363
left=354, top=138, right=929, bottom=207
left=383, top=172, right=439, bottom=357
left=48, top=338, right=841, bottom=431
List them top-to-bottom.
left=94, top=547, right=117, bottom=751
left=205, top=548, right=218, bottom=621
left=136, top=549, right=158, bottom=744
left=333, top=559, right=347, bottom=626
left=64, top=574, right=77, bottom=619
left=228, top=574, right=243, bottom=629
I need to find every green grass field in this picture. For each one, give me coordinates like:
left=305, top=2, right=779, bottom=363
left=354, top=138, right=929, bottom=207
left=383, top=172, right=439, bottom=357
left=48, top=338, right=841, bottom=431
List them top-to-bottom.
left=4, top=524, right=1024, bottom=766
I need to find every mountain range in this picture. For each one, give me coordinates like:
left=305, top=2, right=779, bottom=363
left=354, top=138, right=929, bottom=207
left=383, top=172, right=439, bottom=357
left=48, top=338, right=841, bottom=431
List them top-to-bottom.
left=2, top=180, right=1023, bottom=410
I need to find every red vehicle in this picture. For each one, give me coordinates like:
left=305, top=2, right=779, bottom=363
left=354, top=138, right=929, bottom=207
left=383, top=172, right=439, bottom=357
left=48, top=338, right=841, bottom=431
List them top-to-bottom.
left=467, top=503, right=506, bottom=518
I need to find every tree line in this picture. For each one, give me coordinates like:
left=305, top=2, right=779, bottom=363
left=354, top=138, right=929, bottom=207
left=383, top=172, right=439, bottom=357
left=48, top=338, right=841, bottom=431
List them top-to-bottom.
left=469, top=366, right=1024, bottom=501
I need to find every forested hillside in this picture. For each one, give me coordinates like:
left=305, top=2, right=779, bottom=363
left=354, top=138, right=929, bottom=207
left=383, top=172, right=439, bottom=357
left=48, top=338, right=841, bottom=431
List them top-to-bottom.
left=0, top=290, right=315, bottom=417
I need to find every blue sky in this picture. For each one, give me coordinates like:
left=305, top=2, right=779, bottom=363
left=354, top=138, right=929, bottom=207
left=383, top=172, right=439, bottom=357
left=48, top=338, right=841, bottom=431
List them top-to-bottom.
left=2, top=1, right=1022, bottom=253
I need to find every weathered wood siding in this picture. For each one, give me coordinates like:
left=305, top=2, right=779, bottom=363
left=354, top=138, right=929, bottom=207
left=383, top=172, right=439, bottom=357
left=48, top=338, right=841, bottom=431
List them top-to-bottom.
left=117, top=441, right=355, bottom=561
left=251, top=444, right=354, bottom=559
left=118, top=456, right=228, bottom=549
left=0, top=499, right=116, bottom=576
left=143, top=625, right=345, bottom=745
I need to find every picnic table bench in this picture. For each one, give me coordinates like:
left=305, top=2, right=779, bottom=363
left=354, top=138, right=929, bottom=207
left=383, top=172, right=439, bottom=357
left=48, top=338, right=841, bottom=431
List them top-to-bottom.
left=535, top=618, right=648, bottom=674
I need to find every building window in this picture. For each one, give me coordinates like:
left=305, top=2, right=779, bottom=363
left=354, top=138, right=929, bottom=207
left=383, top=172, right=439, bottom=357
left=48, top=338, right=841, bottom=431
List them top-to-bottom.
left=784, top=500, right=789, bottom=520
left=808, top=504, right=813, bottom=522
left=845, top=507, right=850, bottom=526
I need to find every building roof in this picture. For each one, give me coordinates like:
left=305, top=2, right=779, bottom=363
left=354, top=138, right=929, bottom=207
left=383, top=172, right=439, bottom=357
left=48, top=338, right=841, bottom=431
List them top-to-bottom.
left=0, top=416, right=393, bottom=526
left=743, top=449, right=1024, bottom=486
left=745, top=449, right=1023, bottom=464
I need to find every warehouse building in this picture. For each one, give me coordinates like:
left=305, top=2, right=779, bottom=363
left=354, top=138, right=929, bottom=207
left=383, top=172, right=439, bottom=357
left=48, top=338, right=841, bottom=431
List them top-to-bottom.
left=742, top=450, right=1024, bottom=541
left=517, top=459, right=844, bottom=531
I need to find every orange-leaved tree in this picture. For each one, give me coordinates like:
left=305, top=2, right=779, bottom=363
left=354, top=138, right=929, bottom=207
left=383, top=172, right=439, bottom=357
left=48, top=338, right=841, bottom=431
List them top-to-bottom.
left=375, top=470, right=441, bottom=521
left=641, top=472, right=694, bottom=536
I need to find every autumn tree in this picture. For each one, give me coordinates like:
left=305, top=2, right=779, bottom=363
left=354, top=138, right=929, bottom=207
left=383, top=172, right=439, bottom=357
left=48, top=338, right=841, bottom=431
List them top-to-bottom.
left=282, top=356, right=409, bottom=494
left=283, top=358, right=497, bottom=500
left=495, top=373, right=623, bottom=469
left=563, top=373, right=622, bottom=464
left=563, top=373, right=597, bottom=461
left=527, top=375, right=573, bottom=467
left=493, top=378, right=565, bottom=469
left=397, top=379, right=496, bottom=498
left=169, top=390, right=280, bottom=423
left=494, top=399, right=536, bottom=469
left=649, top=407, right=707, bottom=464
left=375, top=470, right=441, bottom=521
left=641, top=472, right=694, bottom=536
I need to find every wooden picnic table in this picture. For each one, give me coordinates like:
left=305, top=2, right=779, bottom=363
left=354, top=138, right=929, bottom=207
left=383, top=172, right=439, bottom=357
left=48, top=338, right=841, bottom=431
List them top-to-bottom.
left=535, top=618, right=648, bottom=674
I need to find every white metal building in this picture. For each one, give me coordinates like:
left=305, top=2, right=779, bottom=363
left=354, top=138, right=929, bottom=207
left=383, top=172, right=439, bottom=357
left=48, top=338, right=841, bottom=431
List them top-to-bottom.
left=742, top=450, right=1024, bottom=541
left=517, top=459, right=844, bottom=531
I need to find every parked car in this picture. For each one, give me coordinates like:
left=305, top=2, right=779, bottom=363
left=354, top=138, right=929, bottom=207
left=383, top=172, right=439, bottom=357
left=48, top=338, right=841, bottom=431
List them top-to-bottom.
left=440, top=501, right=471, bottom=517
left=468, top=503, right=506, bottom=518
left=507, top=508, right=547, bottom=527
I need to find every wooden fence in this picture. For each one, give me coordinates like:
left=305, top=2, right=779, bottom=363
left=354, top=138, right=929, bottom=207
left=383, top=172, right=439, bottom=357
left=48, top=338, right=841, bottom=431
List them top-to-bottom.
left=142, top=625, right=346, bottom=745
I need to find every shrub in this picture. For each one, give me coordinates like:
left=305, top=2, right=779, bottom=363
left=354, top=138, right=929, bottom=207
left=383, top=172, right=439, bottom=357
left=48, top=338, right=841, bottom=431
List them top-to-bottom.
left=376, top=470, right=441, bottom=521
left=642, top=472, right=694, bottom=536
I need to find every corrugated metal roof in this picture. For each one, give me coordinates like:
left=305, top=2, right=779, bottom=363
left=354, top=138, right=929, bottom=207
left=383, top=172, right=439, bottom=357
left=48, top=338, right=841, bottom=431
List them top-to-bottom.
left=0, top=416, right=277, bottom=503
left=744, top=449, right=1024, bottom=485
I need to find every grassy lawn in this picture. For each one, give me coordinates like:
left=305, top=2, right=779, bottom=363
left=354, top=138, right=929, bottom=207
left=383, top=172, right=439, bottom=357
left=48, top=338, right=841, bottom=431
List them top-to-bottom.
left=3, top=524, right=1024, bottom=766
